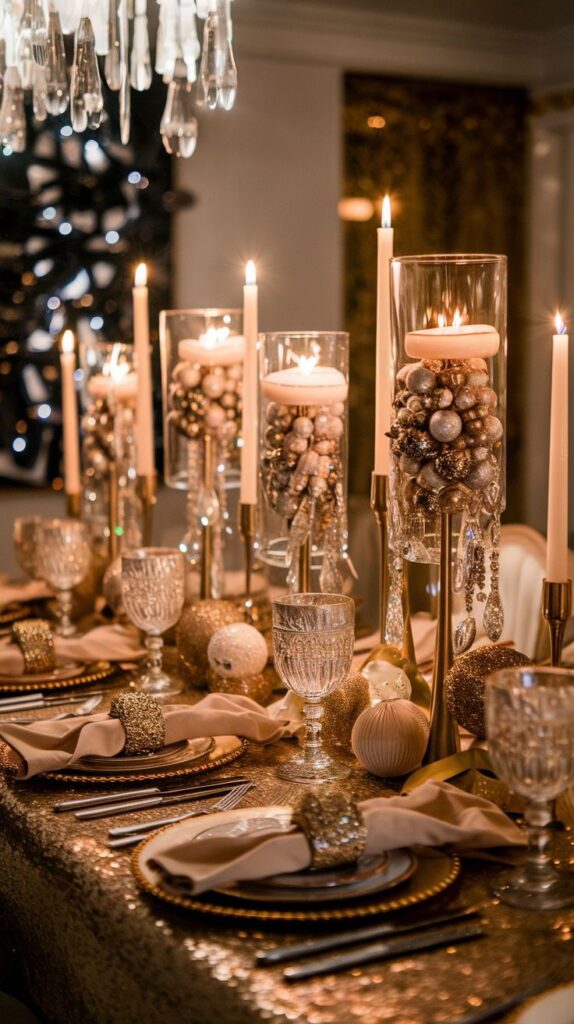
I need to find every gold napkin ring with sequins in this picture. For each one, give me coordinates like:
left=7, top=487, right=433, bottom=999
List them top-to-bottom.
left=11, top=619, right=55, bottom=675
left=109, top=691, right=166, bottom=756
left=292, top=791, right=367, bottom=871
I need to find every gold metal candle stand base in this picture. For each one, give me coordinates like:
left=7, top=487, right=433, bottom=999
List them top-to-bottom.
left=370, top=472, right=389, bottom=640
left=137, top=473, right=157, bottom=548
left=66, top=491, right=82, bottom=519
left=240, top=502, right=256, bottom=621
left=423, top=511, right=460, bottom=765
left=542, top=578, right=572, bottom=667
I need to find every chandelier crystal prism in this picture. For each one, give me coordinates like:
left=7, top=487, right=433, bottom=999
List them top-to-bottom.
left=0, top=0, right=237, bottom=156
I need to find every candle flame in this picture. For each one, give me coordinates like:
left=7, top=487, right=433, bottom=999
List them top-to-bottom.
left=382, top=194, right=392, bottom=229
left=245, top=260, right=256, bottom=285
left=134, top=262, right=147, bottom=287
left=452, top=308, right=462, bottom=328
left=555, top=311, right=567, bottom=334
left=438, top=314, right=446, bottom=328
left=200, top=326, right=230, bottom=349
left=61, top=329, right=74, bottom=354
left=298, top=355, right=318, bottom=375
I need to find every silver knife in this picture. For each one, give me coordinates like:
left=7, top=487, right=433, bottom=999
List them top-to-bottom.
left=0, top=690, right=105, bottom=709
left=0, top=694, right=102, bottom=714
left=53, top=775, right=250, bottom=813
left=256, top=906, right=480, bottom=966
left=282, top=920, right=485, bottom=982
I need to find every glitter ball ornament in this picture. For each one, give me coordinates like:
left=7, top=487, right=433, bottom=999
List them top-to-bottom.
left=176, top=600, right=244, bottom=687
left=207, top=622, right=269, bottom=679
left=445, top=644, right=532, bottom=738
left=362, top=660, right=412, bottom=704
left=207, top=669, right=273, bottom=704
left=322, top=672, right=371, bottom=757
left=351, top=699, right=429, bottom=778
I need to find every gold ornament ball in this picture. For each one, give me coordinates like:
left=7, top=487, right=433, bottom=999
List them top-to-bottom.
left=176, top=599, right=244, bottom=688
left=445, top=644, right=532, bottom=738
left=207, top=669, right=273, bottom=705
left=322, top=672, right=371, bottom=757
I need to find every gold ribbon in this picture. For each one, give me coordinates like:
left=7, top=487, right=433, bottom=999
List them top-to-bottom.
left=11, top=619, right=55, bottom=675
left=109, top=691, right=165, bottom=756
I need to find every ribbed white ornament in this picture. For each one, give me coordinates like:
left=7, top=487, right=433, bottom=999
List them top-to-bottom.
left=351, top=699, right=429, bottom=778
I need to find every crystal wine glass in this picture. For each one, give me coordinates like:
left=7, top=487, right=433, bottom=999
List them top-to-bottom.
left=13, top=516, right=42, bottom=579
left=35, top=518, right=91, bottom=636
left=121, top=548, right=185, bottom=699
left=272, top=593, right=355, bottom=783
left=486, top=666, right=574, bottom=909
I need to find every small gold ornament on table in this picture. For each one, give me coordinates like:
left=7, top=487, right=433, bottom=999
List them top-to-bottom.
left=175, top=600, right=244, bottom=688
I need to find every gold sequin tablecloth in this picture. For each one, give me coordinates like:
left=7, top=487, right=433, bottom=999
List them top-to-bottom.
left=1, top=687, right=574, bottom=1024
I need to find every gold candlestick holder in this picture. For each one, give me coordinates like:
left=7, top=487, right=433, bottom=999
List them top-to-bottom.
left=200, top=433, right=215, bottom=600
left=370, top=471, right=390, bottom=640
left=137, top=472, right=157, bottom=547
left=66, top=491, right=82, bottom=519
left=240, top=502, right=256, bottom=621
left=423, top=511, right=460, bottom=765
left=542, top=578, right=572, bottom=667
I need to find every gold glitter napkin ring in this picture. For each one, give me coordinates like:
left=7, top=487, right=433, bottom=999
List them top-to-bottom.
left=11, top=619, right=55, bottom=674
left=109, top=691, right=166, bottom=756
left=292, top=791, right=367, bottom=871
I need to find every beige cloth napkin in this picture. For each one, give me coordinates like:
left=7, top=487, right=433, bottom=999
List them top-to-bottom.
left=0, top=580, right=51, bottom=612
left=0, top=623, right=145, bottom=675
left=0, top=693, right=300, bottom=779
left=148, top=780, right=524, bottom=896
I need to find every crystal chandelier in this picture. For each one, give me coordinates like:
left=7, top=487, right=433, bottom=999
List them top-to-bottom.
left=0, top=1, right=237, bottom=157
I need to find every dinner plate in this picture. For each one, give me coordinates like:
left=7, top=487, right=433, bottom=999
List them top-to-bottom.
left=0, top=660, right=115, bottom=694
left=42, top=734, right=247, bottom=784
left=78, top=737, right=214, bottom=773
left=132, top=805, right=460, bottom=923
left=510, top=981, right=574, bottom=1024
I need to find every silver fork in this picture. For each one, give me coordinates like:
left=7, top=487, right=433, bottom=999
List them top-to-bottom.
left=0, top=694, right=103, bottom=725
left=107, top=781, right=254, bottom=849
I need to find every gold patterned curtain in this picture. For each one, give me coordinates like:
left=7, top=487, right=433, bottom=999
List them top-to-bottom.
left=344, top=73, right=527, bottom=519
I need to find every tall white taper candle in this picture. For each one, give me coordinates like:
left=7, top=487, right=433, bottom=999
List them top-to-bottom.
left=375, top=195, right=394, bottom=475
left=240, top=260, right=259, bottom=504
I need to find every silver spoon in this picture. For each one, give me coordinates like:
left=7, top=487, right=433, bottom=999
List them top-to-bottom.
left=1, top=694, right=103, bottom=725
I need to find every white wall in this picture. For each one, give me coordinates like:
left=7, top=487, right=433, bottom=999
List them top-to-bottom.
left=174, top=56, right=343, bottom=332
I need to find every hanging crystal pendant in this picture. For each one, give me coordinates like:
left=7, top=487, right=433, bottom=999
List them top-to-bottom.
left=16, top=0, right=35, bottom=91
left=32, top=0, right=48, bottom=65
left=57, top=0, right=80, bottom=36
left=105, top=0, right=122, bottom=90
left=118, top=0, right=130, bottom=143
left=130, top=0, right=152, bottom=90
left=155, top=0, right=179, bottom=80
left=180, top=0, right=200, bottom=83
left=216, top=0, right=236, bottom=110
left=46, top=8, right=69, bottom=115
left=197, top=8, right=220, bottom=110
left=70, top=16, right=103, bottom=133
left=0, top=39, right=6, bottom=98
left=160, top=59, right=198, bottom=158
left=33, top=62, right=48, bottom=121
left=0, top=67, right=27, bottom=152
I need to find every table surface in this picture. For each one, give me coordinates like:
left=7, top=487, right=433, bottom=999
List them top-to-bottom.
left=1, top=675, right=574, bottom=1024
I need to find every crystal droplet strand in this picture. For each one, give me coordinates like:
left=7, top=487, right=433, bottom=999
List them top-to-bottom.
left=45, top=8, right=69, bottom=115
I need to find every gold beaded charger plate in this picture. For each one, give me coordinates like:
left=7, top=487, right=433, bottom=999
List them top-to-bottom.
left=0, top=604, right=33, bottom=628
left=0, top=660, right=115, bottom=694
left=43, top=735, right=247, bottom=784
left=78, top=737, right=214, bottom=773
left=132, top=805, right=460, bottom=923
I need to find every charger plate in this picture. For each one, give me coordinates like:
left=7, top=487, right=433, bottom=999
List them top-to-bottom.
left=0, top=604, right=33, bottom=627
left=0, top=660, right=115, bottom=694
left=42, top=735, right=247, bottom=785
left=132, top=805, right=460, bottom=923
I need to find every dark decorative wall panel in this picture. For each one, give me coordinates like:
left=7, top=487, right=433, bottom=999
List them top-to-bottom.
left=344, top=73, right=528, bottom=519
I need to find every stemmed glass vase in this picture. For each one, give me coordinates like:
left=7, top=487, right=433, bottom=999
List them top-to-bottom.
left=35, top=519, right=91, bottom=636
left=121, top=548, right=185, bottom=699
left=272, top=593, right=355, bottom=782
left=486, top=666, right=574, bottom=909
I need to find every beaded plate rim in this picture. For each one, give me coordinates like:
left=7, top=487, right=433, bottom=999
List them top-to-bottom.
left=0, top=604, right=33, bottom=627
left=0, top=660, right=115, bottom=694
left=40, top=735, right=247, bottom=784
left=131, top=807, right=461, bottom=923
